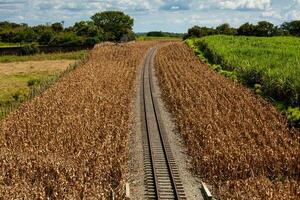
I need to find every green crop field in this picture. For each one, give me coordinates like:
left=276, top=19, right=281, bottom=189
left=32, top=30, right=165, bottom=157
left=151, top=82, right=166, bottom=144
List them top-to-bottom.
left=187, top=36, right=300, bottom=126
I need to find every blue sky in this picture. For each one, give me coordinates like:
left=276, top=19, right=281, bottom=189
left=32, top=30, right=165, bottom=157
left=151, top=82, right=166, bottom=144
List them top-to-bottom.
left=0, top=0, right=300, bottom=33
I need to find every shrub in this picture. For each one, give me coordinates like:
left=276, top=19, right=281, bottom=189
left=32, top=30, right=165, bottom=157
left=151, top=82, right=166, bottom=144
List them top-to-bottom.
left=38, top=30, right=54, bottom=45
left=49, top=32, right=84, bottom=47
left=84, top=37, right=100, bottom=46
left=20, top=44, right=39, bottom=56
left=27, top=78, right=41, bottom=87
left=254, top=84, right=262, bottom=94
left=11, top=89, right=27, bottom=102
left=285, top=107, right=300, bottom=126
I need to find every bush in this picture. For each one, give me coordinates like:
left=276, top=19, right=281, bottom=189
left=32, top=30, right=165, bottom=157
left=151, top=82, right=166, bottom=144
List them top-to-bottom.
left=38, top=30, right=54, bottom=45
left=147, top=31, right=166, bottom=37
left=49, top=32, right=84, bottom=47
left=84, top=37, right=100, bottom=46
left=20, top=44, right=39, bottom=55
left=27, top=78, right=41, bottom=87
left=10, top=89, right=27, bottom=102
left=285, top=107, right=300, bottom=127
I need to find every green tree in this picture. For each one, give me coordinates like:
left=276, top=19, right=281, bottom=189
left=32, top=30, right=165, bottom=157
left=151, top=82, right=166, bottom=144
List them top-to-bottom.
left=91, top=11, right=134, bottom=41
left=282, top=20, right=300, bottom=36
left=73, top=21, right=103, bottom=37
left=253, top=21, right=275, bottom=37
left=51, top=22, right=64, bottom=32
left=216, top=23, right=236, bottom=35
left=237, top=23, right=255, bottom=36
left=187, top=26, right=216, bottom=38
left=17, top=28, right=38, bottom=42
left=38, top=30, right=54, bottom=45
left=147, top=31, right=166, bottom=37
left=49, top=32, right=83, bottom=46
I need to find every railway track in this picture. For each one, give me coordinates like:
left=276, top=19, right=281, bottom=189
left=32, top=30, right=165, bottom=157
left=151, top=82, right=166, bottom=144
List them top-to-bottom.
left=141, top=47, right=186, bottom=200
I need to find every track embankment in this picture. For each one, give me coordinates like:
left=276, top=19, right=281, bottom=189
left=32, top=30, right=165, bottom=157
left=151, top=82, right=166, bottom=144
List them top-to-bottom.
left=0, top=42, right=156, bottom=199
left=154, top=42, right=300, bottom=199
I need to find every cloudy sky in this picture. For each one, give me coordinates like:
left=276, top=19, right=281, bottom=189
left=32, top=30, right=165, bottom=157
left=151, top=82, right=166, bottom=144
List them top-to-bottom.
left=0, top=0, right=300, bottom=32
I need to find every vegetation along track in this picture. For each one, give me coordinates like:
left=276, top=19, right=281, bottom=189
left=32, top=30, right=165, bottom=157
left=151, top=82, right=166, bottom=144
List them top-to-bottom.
left=0, top=41, right=157, bottom=199
left=155, top=42, right=300, bottom=199
left=141, top=47, right=186, bottom=199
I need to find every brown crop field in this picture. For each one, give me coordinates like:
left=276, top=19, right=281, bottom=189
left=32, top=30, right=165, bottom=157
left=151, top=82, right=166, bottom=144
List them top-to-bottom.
left=0, top=42, right=156, bottom=199
left=155, top=42, right=300, bottom=199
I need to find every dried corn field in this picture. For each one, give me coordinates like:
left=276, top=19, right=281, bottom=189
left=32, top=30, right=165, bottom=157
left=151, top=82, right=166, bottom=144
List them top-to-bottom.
left=0, top=42, right=156, bottom=199
left=155, top=42, right=300, bottom=199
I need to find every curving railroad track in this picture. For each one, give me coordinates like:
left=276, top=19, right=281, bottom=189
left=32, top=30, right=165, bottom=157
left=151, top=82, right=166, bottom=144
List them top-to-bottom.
left=140, top=47, right=186, bottom=200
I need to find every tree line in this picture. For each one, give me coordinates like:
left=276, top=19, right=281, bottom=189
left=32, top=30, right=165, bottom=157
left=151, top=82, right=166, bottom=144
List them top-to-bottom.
left=0, top=11, right=135, bottom=47
left=184, top=20, right=300, bottom=39
left=146, top=31, right=184, bottom=38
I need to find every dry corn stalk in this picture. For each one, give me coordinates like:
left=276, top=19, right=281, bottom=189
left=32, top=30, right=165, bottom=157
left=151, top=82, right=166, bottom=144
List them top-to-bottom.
left=0, top=41, right=158, bottom=199
left=154, top=42, right=300, bottom=199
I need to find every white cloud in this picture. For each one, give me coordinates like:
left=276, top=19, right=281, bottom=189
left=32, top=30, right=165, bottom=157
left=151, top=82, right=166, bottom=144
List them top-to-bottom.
left=0, top=0, right=299, bottom=32
left=214, top=0, right=272, bottom=10
left=262, top=9, right=283, bottom=19
left=285, top=9, right=300, bottom=20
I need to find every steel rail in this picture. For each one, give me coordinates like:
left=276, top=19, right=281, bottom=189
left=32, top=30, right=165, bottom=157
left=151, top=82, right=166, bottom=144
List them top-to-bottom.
left=141, top=47, right=186, bottom=200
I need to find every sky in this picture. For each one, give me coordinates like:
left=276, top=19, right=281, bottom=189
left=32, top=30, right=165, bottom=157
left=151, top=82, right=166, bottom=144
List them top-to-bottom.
left=0, top=0, right=300, bottom=33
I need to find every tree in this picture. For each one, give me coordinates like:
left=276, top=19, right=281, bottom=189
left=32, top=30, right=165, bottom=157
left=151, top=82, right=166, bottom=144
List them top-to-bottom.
left=91, top=11, right=134, bottom=41
left=281, top=20, right=300, bottom=36
left=73, top=21, right=103, bottom=37
left=253, top=21, right=275, bottom=37
left=51, top=22, right=64, bottom=32
left=216, top=23, right=236, bottom=35
left=237, top=23, right=255, bottom=36
left=33, top=25, right=50, bottom=33
left=187, top=26, right=216, bottom=38
left=13, top=28, right=38, bottom=43
left=38, top=30, right=54, bottom=45
left=147, top=31, right=166, bottom=37
left=49, top=32, right=83, bottom=46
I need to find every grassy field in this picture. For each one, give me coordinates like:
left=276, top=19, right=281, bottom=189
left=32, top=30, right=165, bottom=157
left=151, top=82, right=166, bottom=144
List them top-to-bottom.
left=187, top=36, right=300, bottom=126
left=0, top=50, right=86, bottom=63
left=0, top=51, right=85, bottom=118
left=0, top=61, right=75, bottom=118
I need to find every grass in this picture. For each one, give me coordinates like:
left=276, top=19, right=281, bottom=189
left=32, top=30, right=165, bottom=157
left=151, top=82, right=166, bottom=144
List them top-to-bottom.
left=187, top=36, right=300, bottom=126
left=0, top=42, right=22, bottom=47
left=0, top=50, right=86, bottom=63
left=0, top=51, right=86, bottom=119
left=0, top=72, right=67, bottom=119
left=0, top=73, right=57, bottom=107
